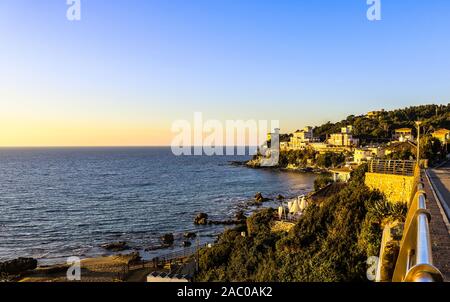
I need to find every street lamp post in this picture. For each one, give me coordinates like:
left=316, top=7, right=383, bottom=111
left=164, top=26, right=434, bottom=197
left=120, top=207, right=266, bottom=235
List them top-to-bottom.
left=416, top=121, right=422, bottom=166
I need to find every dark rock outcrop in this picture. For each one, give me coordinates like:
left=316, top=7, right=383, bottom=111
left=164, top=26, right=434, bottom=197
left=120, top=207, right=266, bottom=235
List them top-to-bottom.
left=229, top=161, right=247, bottom=166
left=254, top=192, right=271, bottom=203
left=276, top=194, right=285, bottom=200
left=235, top=210, right=247, bottom=221
left=194, top=213, right=209, bottom=225
left=208, top=219, right=245, bottom=226
left=184, top=232, right=197, bottom=239
left=161, top=233, right=174, bottom=245
left=101, top=241, right=129, bottom=252
left=182, top=241, right=192, bottom=247
left=144, top=244, right=171, bottom=252
left=125, top=252, right=141, bottom=264
left=0, top=258, right=37, bottom=275
left=36, top=264, right=70, bottom=275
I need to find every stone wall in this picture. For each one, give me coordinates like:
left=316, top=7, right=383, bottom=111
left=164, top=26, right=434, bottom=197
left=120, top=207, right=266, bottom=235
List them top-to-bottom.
left=365, top=172, right=416, bottom=203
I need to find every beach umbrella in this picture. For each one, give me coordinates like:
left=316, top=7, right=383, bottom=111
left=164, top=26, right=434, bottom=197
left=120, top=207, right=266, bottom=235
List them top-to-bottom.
left=299, top=196, right=308, bottom=211
left=289, top=199, right=301, bottom=214
left=278, top=206, right=284, bottom=220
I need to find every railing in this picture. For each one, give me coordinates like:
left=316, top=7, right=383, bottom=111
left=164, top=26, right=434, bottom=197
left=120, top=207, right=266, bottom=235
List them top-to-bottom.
left=368, top=160, right=416, bottom=176
left=392, top=179, right=443, bottom=282
left=155, top=245, right=199, bottom=263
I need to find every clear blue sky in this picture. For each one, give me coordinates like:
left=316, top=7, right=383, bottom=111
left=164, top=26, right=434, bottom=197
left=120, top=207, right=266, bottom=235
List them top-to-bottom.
left=1, top=0, right=449, bottom=145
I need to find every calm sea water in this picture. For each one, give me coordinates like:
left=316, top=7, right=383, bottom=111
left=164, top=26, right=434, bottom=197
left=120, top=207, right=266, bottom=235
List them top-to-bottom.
left=0, top=147, right=316, bottom=264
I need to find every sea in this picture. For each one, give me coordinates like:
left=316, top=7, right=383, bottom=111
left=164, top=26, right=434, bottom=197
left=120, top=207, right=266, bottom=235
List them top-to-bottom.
left=0, top=147, right=316, bottom=264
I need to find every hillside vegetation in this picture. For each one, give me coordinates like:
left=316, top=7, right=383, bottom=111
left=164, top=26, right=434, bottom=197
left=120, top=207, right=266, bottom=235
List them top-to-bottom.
left=313, top=104, right=449, bottom=143
left=195, top=165, right=407, bottom=282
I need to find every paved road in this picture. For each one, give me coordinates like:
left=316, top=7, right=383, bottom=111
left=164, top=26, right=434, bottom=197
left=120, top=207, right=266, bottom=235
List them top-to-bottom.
left=428, top=161, right=450, bottom=220
left=423, top=174, right=450, bottom=281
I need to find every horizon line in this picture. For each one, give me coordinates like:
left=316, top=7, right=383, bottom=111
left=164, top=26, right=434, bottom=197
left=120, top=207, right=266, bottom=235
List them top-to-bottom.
left=0, top=145, right=261, bottom=148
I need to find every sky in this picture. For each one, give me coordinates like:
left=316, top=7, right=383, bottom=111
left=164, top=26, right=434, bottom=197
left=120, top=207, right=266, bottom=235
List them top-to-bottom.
left=0, top=0, right=449, bottom=146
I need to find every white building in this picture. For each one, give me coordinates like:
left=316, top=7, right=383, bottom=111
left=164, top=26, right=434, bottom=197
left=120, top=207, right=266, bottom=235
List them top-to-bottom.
left=289, top=126, right=314, bottom=150
left=328, top=126, right=359, bottom=147
left=393, top=128, right=414, bottom=142
left=354, top=148, right=374, bottom=164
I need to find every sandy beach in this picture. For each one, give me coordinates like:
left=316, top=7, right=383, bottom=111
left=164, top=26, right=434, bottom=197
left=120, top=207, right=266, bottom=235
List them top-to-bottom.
left=16, top=253, right=191, bottom=282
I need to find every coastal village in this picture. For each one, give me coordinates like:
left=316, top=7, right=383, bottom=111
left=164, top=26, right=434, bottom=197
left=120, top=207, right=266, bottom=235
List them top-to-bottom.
left=2, top=106, right=449, bottom=283
left=254, top=107, right=450, bottom=282
left=248, top=109, right=449, bottom=227
left=264, top=109, right=449, bottom=183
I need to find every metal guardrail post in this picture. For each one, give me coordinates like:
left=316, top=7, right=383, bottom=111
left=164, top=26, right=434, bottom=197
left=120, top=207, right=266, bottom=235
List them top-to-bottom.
left=391, top=177, right=444, bottom=282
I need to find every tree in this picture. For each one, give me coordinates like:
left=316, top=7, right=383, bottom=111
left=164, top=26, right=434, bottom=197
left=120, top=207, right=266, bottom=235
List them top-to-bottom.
left=420, top=135, right=445, bottom=164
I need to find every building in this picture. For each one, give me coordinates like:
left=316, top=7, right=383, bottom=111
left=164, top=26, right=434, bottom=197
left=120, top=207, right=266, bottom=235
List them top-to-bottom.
left=341, top=125, right=353, bottom=134
left=289, top=126, right=314, bottom=150
left=328, top=126, right=359, bottom=147
left=393, top=128, right=414, bottom=142
left=432, top=128, right=450, bottom=144
left=280, top=141, right=289, bottom=151
left=384, top=141, right=416, bottom=158
left=307, top=142, right=352, bottom=154
left=308, top=142, right=329, bottom=153
left=354, top=146, right=385, bottom=163
left=367, top=146, right=385, bottom=157
left=354, top=148, right=373, bottom=164
left=330, top=163, right=360, bottom=182
left=329, top=166, right=353, bottom=182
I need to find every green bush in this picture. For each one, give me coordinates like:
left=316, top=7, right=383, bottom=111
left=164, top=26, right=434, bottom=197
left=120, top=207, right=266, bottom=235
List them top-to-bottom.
left=195, top=164, right=408, bottom=282
left=314, top=173, right=333, bottom=191
left=246, top=208, right=276, bottom=236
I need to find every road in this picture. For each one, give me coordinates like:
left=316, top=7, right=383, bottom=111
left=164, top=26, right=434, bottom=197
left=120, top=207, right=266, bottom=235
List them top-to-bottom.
left=427, top=160, right=450, bottom=220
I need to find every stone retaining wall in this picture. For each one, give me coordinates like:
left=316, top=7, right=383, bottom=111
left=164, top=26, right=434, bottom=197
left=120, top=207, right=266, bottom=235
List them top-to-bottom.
left=365, top=172, right=416, bottom=203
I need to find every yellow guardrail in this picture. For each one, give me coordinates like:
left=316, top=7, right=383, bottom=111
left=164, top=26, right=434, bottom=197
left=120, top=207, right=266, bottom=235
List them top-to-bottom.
left=391, top=177, right=443, bottom=282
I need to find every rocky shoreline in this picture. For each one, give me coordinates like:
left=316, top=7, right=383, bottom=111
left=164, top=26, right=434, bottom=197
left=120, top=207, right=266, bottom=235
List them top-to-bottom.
left=1, top=160, right=316, bottom=282
left=230, top=160, right=328, bottom=174
left=1, top=188, right=297, bottom=282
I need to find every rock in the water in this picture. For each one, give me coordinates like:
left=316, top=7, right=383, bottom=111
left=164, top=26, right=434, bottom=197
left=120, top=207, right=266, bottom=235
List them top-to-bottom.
left=229, top=161, right=246, bottom=166
left=254, top=192, right=271, bottom=202
left=255, top=192, right=263, bottom=201
left=276, top=194, right=285, bottom=200
left=235, top=211, right=247, bottom=221
left=194, top=213, right=209, bottom=225
left=197, top=218, right=207, bottom=225
left=208, top=219, right=243, bottom=225
left=184, top=232, right=197, bottom=239
left=161, top=233, right=174, bottom=245
left=101, top=241, right=129, bottom=252
left=182, top=241, right=192, bottom=247
left=144, top=244, right=171, bottom=252
left=125, top=252, right=141, bottom=264
left=0, top=258, right=37, bottom=275
left=37, top=264, right=70, bottom=275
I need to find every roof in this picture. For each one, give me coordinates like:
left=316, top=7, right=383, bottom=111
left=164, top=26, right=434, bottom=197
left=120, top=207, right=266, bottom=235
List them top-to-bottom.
left=395, top=128, right=413, bottom=132
left=433, top=128, right=450, bottom=135
left=385, top=141, right=416, bottom=151
left=329, top=167, right=352, bottom=174
left=148, top=271, right=191, bottom=280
